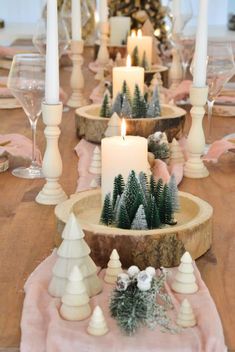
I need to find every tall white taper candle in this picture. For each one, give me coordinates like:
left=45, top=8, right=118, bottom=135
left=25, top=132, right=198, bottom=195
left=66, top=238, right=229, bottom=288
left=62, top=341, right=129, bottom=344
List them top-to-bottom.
left=45, top=0, right=60, bottom=104
left=72, top=0, right=82, bottom=40
left=98, top=0, right=108, bottom=23
left=193, top=0, right=208, bottom=87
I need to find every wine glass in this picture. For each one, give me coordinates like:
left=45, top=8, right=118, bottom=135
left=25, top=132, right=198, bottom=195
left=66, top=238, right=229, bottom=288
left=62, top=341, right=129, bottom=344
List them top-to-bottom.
left=168, top=0, right=193, bottom=37
left=177, top=35, right=195, bottom=79
left=206, top=42, right=235, bottom=144
left=8, top=54, right=45, bottom=179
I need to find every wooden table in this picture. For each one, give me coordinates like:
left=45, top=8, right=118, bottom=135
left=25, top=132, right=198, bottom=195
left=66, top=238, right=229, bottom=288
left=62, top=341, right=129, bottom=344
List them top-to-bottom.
left=0, top=48, right=235, bottom=350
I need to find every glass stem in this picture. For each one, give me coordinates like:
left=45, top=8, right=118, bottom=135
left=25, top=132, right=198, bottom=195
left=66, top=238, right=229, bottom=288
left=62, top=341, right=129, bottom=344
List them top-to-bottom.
left=182, top=62, right=188, bottom=80
left=206, top=99, right=215, bottom=145
left=30, top=118, right=38, bottom=167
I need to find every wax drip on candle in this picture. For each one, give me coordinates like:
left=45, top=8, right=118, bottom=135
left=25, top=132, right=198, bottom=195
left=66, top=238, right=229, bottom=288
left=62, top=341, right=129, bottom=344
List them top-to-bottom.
left=137, top=29, right=142, bottom=38
left=126, top=54, right=131, bottom=67
left=121, top=118, right=126, bottom=140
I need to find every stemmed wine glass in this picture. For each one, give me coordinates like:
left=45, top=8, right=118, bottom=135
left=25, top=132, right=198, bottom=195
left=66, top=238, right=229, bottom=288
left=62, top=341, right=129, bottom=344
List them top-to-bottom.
left=177, top=36, right=195, bottom=79
left=206, top=42, right=235, bottom=144
left=8, top=54, right=45, bottom=179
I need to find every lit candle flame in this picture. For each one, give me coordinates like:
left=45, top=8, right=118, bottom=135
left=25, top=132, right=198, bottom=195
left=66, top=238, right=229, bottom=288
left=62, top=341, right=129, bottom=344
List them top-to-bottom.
left=94, top=11, right=100, bottom=24
left=154, top=28, right=161, bottom=37
left=137, top=29, right=142, bottom=38
left=131, top=30, right=136, bottom=38
left=126, top=54, right=131, bottom=67
left=121, top=118, right=126, bottom=140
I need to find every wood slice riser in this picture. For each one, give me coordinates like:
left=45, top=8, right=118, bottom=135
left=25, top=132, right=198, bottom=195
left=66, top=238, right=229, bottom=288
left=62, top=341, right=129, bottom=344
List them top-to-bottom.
left=55, top=190, right=213, bottom=269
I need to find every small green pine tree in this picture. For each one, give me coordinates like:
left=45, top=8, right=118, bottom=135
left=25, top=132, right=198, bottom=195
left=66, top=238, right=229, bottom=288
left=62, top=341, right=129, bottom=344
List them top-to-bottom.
left=132, top=46, right=140, bottom=66
left=141, top=51, right=149, bottom=70
left=121, top=80, right=131, bottom=104
left=132, top=84, right=146, bottom=118
left=147, top=87, right=161, bottom=118
left=112, top=92, right=122, bottom=115
left=100, top=94, right=111, bottom=118
left=120, top=94, right=132, bottom=118
left=124, top=171, right=141, bottom=219
left=112, top=174, right=125, bottom=208
left=168, top=174, right=180, bottom=213
left=150, top=175, right=157, bottom=196
left=155, top=178, right=164, bottom=208
left=161, top=184, right=174, bottom=225
left=129, top=192, right=143, bottom=224
left=100, top=193, right=114, bottom=225
left=117, top=203, right=131, bottom=229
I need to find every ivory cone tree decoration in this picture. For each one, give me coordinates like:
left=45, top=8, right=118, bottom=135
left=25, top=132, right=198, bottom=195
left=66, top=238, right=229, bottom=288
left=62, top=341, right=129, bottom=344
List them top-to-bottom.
left=97, top=22, right=110, bottom=66
left=169, top=48, right=183, bottom=90
left=104, top=112, right=122, bottom=137
left=170, top=138, right=185, bottom=164
left=89, top=147, right=101, bottom=175
left=90, top=178, right=99, bottom=189
left=48, top=213, right=102, bottom=298
left=104, top=249, right=122, bottom=284
left=171, top=252, right=198, bottom=294
left=60, top=266, right=91, bottom=321
left=176, top=299, right=197, bottom=328
left=87, top=305, right=109, bottom=336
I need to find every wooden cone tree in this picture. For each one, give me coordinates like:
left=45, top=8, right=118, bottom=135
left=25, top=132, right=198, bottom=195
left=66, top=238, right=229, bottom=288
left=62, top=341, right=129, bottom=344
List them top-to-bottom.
left=104, top=112, right=121, bottom=137
left=170, top=138, right=185, bottom=164
left=89, top=147, right=101, bottom=175
left=48, top=213, right=102, bottom=298
left=104, top=249, right=122, bottom=284
left=171, top=252, right=198, bottom=294
left=60, top=266, right=91, bottom=321
left=176, top=299, right=197, bottom=328
left=87, top=305, right=109, bottom=336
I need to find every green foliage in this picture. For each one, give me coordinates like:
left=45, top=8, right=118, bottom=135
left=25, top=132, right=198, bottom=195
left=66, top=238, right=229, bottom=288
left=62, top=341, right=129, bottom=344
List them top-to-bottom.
left=131, top=46, right=140, bottom=66
left=121, top=80, right=131, bottom=104
left=132, top=84, right=147, bottom=118
left=147, top=87, right=161, bottom=118
left=112, top=92, right=122, bottom=115
left=100, top=94, right=111, bottom=118
left=124, top=171, right=141, bottom=220
left=112, top=174, right=125, bottom=208
left=168, top=174, right=180, bottom=213
left=160, top=184, right=174, bottom=225
left=100, top=193, right=113, bottom=226
left=148, top=195, right=161, bottom=229
left=117, top=203, right=131, bottom=229
left=109, top=274, right=173, bottom=335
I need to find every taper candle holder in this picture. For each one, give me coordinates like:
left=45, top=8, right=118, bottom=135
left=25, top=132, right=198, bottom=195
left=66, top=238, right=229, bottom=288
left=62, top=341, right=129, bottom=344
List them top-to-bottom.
left=97, top=22, right=110, bottom=66
left=67, top=40, right=87, bottom=108
left=184, top=86, right=209, bottom=179
left=36, top=102, right=68, bottom=205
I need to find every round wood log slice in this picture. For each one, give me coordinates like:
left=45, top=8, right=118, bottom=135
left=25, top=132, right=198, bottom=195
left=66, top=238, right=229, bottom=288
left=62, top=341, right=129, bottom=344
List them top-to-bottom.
left=75, top=104, right=186, bottom=144
left=54, top=189, right=213, bottom=269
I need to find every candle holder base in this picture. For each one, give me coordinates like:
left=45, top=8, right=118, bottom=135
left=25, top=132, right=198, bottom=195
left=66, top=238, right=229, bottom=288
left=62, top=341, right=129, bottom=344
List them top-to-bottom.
left=67, top=40, right=87, bottom=109
left=183, top=86, right=209, bottom=179
left=36, top=102, right=68, bottom=205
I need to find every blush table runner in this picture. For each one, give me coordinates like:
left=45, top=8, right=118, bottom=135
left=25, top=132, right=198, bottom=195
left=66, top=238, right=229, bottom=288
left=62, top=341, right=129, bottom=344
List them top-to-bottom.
left=20, top=251, right=227, bottom=352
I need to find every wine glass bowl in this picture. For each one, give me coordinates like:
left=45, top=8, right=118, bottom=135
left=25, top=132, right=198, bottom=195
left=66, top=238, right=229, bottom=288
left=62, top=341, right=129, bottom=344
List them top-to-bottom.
left=7, top=54, right=45, bottom=179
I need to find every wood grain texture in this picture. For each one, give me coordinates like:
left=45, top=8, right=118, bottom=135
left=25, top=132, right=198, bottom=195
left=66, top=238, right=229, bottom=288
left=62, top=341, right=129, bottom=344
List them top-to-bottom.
left=0, top=47, right=235, bottom=349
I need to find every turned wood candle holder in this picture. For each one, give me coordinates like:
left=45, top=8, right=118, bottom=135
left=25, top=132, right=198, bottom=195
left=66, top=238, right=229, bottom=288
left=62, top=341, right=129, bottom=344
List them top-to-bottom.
left=97, top=22, right=110, bottom=66
left=67, top=40, right=88, bottom=108
left=184, top=86, right=209, bottom=179
left=36, top=102, right=67, bottom=205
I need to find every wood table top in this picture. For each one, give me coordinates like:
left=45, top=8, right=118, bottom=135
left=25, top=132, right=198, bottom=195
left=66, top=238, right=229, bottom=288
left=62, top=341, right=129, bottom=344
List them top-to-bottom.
left=0, top=48, right=235, bottom=350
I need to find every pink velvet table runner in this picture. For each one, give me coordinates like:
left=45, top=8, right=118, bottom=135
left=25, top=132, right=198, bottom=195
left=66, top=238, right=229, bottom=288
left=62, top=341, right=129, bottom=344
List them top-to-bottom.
left=20, top=251, right=227, bottom=352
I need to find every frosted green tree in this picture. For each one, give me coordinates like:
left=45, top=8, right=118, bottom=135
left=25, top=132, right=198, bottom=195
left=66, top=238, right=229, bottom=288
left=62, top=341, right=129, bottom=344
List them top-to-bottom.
left=131, top=205, right=148, bottom=230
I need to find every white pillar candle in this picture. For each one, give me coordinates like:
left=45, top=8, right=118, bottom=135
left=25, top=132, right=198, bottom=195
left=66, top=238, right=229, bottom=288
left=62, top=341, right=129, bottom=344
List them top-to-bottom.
left=45, top=0, right=59, bottom=104
left=72, top=0, right=82, bottom=40
left=98, top=0, right=108, bottom=23
left=193, top=0, right=208, bottom=87
left=109, top=16, right=131, bottom=46
left=127, top=30, right=153, bottom=68
left=112, top=55, right=144, bottom=99
left=101, top=121, right=148, bottom=201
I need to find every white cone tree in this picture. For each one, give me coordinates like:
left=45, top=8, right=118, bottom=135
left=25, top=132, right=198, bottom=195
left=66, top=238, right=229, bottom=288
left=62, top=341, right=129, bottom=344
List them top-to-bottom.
left=104, top=112, right=122, bottom=137
left=170, top=138, right=185, bottom=164
left=89, top=147, right=101, bottom=175
left=131, top=205, right=148, bottom=230
left=48, top=213, right=102, bottom=298
left=104, top=249, right=122, bottom=284
left=171, top=251, right=198, bottom=294
left=60, top=266, right=91, bottom=321
left=176, top=299, right=197, bottom=328
left=87, top=305, right=109, bottom=336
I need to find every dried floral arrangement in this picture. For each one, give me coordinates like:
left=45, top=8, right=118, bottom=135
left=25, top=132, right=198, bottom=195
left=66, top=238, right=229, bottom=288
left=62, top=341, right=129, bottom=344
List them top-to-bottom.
left=100, top=81, right=161, bottom=119
left=100, top=170, right=179, bottom=230
left=109, top=265, right=176, bottom=335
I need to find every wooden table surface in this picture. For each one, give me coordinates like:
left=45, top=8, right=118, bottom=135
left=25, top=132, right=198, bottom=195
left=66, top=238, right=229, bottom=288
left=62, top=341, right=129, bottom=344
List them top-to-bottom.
left=0, top=48, right=235, bottom=350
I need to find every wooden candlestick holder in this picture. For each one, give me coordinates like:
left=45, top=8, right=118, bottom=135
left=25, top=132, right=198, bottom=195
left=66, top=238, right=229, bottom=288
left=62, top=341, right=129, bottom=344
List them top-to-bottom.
left=97, top=22, right=110, bottom=66
left=67, top=40, right=87, bottom=108
left=184, top=86, right=209, bottom=178
left=36, top=102, right=67, bottom=205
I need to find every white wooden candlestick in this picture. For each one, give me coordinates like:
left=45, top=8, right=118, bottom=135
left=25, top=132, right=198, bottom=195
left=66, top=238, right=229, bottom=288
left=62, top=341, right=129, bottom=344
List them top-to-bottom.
left=97, top=22, right=110, bottom=66
left=67, top=40, right=87, bottom=108
left=184, top=86, right=209, bottom=178
left=36, top=103, right=67, bottom=205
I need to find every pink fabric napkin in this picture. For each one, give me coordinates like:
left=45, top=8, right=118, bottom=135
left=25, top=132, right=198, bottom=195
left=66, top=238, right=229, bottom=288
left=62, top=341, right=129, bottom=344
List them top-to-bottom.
left=0, top=46, right=20, bottom=58
left=164, top=80, right=192, bottom=103
left=0, top=134, right=42, bottom=164
left=203, top=139, right=234, bottom=163
left=20, top=251, right=227, bottom=352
